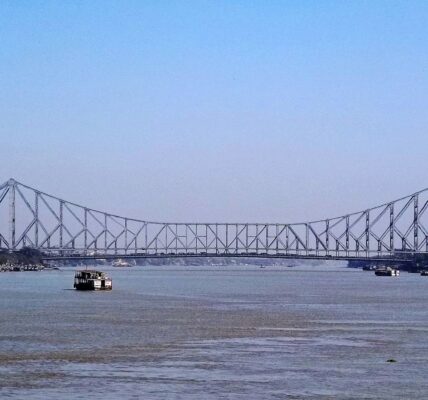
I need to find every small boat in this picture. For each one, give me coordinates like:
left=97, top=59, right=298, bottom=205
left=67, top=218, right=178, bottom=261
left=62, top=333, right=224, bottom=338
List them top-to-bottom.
left=112, top=259, right=134, bottom=268
left=375, top=266, right=399, bottom=277
left=74, top=270, right=112, bottom=290
left=420, top=270, right=428, bottom=276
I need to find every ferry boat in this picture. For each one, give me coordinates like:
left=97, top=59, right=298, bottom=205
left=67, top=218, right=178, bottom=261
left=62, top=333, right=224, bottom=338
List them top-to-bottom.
left=374, top=266, right=399, bottom=277
left=74, top=270, right=112, bottom=290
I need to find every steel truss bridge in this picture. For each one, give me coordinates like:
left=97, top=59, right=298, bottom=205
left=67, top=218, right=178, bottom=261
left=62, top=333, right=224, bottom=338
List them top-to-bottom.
left=0, top=178, right=427, bottom=262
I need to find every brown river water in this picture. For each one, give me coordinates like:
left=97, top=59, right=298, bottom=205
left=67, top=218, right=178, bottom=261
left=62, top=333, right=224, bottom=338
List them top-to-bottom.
left=1, top=264, right=428, bottom=399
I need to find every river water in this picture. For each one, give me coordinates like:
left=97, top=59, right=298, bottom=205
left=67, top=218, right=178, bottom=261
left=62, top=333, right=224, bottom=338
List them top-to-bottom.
left=1, top=264, right=428, bottom=399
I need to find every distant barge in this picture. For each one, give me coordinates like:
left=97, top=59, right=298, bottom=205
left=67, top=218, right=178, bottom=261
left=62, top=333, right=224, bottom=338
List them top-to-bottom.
left=74, top=270, right=112, bottom=290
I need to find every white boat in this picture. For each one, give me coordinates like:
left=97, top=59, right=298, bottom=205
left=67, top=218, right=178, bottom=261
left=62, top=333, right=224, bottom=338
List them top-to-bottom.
left=112, top=259, right=134, bottom=268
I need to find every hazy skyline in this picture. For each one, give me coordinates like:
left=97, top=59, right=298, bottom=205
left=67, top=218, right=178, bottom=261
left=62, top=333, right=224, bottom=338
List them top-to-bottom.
left=1, top=1, right=428, bottom=223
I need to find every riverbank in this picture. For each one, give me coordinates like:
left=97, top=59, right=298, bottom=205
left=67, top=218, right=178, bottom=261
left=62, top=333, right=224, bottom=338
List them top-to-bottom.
left=0, top=247, right=46, bottom=271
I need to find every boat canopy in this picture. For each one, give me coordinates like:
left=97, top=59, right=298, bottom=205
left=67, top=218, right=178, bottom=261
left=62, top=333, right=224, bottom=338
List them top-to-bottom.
left=75, top=270, right=106, bottom=279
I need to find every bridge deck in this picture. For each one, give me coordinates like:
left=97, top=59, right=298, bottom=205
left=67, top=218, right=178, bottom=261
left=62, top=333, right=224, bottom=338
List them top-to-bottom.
left=41, top=252, right=414, bottom=263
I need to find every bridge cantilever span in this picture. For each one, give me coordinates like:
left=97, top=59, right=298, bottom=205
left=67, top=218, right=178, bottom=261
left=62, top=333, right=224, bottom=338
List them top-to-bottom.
left=0, top=178, right=427, bottom=261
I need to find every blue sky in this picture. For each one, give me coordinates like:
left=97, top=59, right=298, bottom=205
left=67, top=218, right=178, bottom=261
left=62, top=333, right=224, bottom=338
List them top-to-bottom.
left=1, top=1, right=427, bottom=223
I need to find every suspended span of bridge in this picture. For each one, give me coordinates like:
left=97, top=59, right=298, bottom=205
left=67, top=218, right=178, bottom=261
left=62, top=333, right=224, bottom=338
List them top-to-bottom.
left=0, top=178, right=427, bottom=261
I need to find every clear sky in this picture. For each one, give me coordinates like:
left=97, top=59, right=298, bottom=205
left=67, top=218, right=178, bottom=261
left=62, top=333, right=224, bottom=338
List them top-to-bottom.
left=1, top=1, right=427, bottom=223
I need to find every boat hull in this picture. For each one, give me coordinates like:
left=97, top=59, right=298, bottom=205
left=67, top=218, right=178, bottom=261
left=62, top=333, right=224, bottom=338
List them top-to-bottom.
left=375, top=270, right=399, bottom=276
left=74, top=281, right=112, bottom=290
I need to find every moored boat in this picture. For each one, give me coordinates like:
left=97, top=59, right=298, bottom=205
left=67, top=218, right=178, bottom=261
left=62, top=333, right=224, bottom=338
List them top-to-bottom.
left=74, top=270, right=112, bottom=290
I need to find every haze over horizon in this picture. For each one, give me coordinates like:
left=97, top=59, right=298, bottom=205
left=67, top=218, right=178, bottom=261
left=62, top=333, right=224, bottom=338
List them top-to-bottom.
left=1, top=1, right=427, bottom=223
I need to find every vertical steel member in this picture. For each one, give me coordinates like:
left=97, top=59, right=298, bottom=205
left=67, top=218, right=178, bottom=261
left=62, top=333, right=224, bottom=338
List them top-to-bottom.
left=8, top=179, right=15, bottom=250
